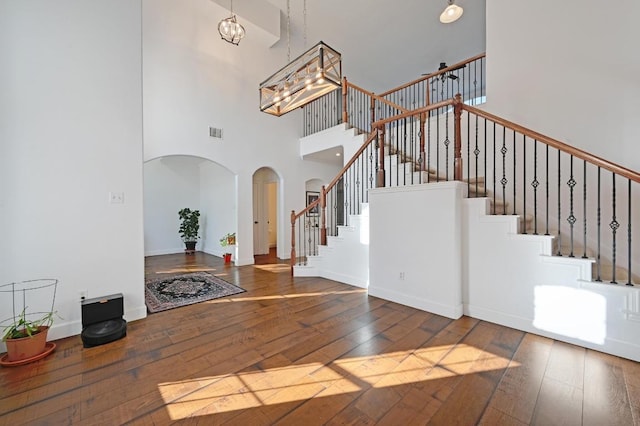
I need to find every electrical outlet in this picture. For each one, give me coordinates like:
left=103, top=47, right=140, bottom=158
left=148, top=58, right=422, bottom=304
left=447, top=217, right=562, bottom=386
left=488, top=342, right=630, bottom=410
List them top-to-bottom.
left=109, top=192, right=124, bottom=204
left=399, top=272, right=405, bottom=280
left=79, top=290, right=88, bottom=301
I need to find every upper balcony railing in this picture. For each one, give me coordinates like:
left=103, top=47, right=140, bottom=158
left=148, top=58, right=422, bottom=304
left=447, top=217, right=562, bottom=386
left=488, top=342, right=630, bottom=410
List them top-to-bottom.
left=302, top=53, right=486, bottom=137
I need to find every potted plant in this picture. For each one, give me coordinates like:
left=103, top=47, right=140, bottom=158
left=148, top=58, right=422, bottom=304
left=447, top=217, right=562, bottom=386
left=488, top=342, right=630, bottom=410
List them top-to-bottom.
left=178, top=208, right=200, bottom=253
left=219, top=232, right=236, bottom=264
left=1, top=278, right=59, bottom=366
left=3, top=309, right=55, bottom=362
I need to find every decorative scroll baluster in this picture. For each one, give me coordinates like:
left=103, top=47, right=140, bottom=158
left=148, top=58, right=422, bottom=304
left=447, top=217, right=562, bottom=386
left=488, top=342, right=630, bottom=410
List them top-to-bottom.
left=444, top=108, right=450, bottom=180
left=474, top=113, right=480, bottom=196
left=501, top=127, right=507, bottom=215
left=532, top=140, right=539, bottom=235
left=567, top=155, right=576, bottom=257
left=610, top=173, right=618, bottom=284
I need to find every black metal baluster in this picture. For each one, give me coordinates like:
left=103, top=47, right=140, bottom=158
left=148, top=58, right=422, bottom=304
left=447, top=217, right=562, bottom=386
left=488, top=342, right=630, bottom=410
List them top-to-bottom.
left=436, top=106, right=440, bottom=182
left=427, top=107, right=432, bottom=183
left=445, top=108, right=450, bottom=181
left=467, top=110, right=470, bottom=193
left=474, top=112, right=479, bottom=196
left=483, top=117, right=487, bottom=197
left=493, top=123, right=497, bottom=214
left=501, top=127, right=507, bottom=215
left=512, top=130, right=517, bottom=215
left=523, top=134, right=527, bottom=232
left=532, top=140, right=539, bottom=235
left=545, top=145, right=550, bottom=235
left=557, top=150, right=562, bottom=256
left=567, top=155, right=576, bottom=257
left=355, top=156, right=360, bottom=214
left=582, top=161, right=588, bottom=259
left=596, top=167, right=602, bottom=281
left=611, top=173, right=619, bottom=284
left=627, top=179, right=633, bottom=286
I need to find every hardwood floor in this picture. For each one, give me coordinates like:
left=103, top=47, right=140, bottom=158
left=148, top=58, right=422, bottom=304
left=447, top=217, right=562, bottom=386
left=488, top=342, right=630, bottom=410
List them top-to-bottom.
left=2, top=252, right=639, bottom=425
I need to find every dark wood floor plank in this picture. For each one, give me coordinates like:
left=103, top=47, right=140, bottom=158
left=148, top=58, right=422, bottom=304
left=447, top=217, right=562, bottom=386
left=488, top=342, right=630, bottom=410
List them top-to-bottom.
left=479, top=333, right=553, bottom=425
left=531, top=341, right=585, bottom=426
left=583, top=350, right=635, bottom=426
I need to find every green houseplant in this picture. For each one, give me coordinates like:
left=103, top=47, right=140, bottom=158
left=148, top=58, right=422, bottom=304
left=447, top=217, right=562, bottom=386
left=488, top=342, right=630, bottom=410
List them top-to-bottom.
left=178, top=208, right=200, bottom=252
left=219, top=232, right=236, bottom=264
left=1, top=279, right=59, bottom=365
left=3, top=309, right=55, bottom=362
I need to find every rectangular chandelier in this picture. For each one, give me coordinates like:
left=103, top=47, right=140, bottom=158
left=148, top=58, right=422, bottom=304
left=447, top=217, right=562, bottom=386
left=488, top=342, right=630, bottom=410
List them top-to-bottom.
left=259, top=41, right=342, bottom=117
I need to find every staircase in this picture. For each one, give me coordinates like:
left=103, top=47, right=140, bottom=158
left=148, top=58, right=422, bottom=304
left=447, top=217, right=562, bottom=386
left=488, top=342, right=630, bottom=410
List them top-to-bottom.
left=291, top=54, right=640, bottom=362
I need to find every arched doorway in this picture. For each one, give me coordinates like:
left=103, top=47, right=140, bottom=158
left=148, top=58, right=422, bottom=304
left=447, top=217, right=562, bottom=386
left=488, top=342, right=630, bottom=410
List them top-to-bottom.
left=143, top=155, right=236, bottom=258
left=252, top=167, right=280, bottom=258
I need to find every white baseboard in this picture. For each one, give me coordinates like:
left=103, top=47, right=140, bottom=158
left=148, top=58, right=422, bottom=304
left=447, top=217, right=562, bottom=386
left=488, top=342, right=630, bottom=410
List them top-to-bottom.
left=144, top=248, right=185, bottom=257
left=322, top=270, right=368, bottom=289
left=369, top=286, right=463, bottom=320
left=465, top=304, right=640, bottom=362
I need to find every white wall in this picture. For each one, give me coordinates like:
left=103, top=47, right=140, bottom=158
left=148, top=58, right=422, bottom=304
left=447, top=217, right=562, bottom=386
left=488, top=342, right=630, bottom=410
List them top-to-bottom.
left=0, top=0, right=145, bottom=344
left=143, top=0, right=340, bottom=265
left=486, top=0, right=640, bottom=171
left=144, top=156, right=201, bottom=255
left=199, top=160, right=236, bottom=257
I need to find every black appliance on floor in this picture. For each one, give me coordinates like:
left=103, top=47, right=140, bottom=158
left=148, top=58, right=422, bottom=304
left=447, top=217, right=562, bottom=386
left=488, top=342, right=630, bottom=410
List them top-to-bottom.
left=81, top=293, right=127, bottom=348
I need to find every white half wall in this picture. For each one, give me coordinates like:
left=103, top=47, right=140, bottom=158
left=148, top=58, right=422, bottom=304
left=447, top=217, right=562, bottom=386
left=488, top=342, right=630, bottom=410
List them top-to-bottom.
left=0, top=0, right=146, bottom=347
left=369, top=182, right=465, bottom=319
left=463, top=197, right=640, bottom=362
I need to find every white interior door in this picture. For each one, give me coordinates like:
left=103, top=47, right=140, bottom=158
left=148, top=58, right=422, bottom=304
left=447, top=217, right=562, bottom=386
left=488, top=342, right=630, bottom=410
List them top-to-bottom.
left=252, top=182, right=269, bottom=255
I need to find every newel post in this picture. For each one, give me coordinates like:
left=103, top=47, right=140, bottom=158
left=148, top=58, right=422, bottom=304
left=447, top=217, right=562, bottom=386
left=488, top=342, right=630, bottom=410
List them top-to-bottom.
left=342, top=77, right=349, bottom=124
left=453, top=93, right=463, bottom=181
left=370, top=96, right=376, bottom=129
left=376, top=126, right=386, bottom=187
left=320, top=185, right=327, bottom=245
left=290, top=210, right=296, bottom=274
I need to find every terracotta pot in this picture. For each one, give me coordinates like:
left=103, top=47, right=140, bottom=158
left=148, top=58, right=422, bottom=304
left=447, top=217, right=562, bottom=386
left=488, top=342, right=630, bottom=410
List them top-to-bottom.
left=223, top=253, right=232, bottom=264
left=5, top=326, right=49, bottom=362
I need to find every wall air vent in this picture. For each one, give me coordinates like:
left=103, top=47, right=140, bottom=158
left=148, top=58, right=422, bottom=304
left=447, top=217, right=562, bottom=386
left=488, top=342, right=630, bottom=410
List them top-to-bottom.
left=209, top=127, right=223, bottom=139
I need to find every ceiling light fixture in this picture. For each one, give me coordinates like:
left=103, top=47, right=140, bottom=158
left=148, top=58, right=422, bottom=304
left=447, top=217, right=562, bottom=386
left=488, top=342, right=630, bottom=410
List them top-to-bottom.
left=218, top=0, right=245, bottom=45
left=259, top=0, right=342, bottom=117
left=440, top=0, right=463, bottom=24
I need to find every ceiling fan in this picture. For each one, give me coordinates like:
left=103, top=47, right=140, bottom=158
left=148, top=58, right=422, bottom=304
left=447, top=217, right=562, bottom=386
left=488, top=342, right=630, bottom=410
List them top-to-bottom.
left=423, top=62, right=466, bottom=81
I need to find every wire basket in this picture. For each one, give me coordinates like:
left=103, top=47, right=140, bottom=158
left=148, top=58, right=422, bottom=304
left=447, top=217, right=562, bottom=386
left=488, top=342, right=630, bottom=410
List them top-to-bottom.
left=0, top=279, right=58, bottom=330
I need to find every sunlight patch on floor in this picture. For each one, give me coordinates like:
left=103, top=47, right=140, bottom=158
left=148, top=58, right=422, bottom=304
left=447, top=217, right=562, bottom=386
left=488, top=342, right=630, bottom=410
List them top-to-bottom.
left=252, top=264, right=291, bottom=273
left=201, top=288, right=367, bottom=305
left=157, top=344, right=519, bottom=420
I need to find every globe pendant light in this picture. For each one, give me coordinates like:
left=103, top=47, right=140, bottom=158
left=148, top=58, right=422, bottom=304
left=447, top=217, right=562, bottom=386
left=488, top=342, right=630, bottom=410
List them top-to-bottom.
left=218, top=0, right=245, bottom=45
left=440, top=0, right=463, bottom=24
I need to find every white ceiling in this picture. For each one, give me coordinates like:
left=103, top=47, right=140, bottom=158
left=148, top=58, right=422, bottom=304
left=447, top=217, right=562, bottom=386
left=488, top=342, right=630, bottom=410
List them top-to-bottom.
left=263, top=0, right=486, bottom=93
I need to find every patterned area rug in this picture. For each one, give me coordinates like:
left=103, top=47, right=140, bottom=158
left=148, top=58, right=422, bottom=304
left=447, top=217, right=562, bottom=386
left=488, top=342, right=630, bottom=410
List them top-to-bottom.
left=145, top=272, right=245, bottom=313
